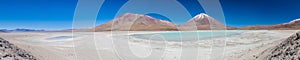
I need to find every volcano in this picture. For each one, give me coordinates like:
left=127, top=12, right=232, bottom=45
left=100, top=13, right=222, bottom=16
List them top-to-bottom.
left=179, top=13, right=226, bottom=30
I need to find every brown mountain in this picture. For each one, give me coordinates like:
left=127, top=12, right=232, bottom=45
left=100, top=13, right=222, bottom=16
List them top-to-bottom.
left=94, top=13, right=177, bottom=31
left=179, top=13, right=226, bottom=30
left=237, top=18, right=300, bottom=30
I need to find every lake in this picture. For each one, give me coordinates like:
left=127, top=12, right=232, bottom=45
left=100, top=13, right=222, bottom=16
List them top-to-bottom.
left=130, top=30, right=247, bottom=41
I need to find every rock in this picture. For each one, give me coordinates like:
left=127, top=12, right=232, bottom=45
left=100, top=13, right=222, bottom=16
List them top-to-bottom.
left=0, top=38, right=37, bottom=60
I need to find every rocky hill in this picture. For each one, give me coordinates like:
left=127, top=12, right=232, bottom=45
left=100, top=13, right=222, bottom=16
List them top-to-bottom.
left=0, top=37, right=37, bottom=60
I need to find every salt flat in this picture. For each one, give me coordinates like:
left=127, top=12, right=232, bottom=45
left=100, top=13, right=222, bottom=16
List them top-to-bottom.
left=0, top=30, right=298, bottom=60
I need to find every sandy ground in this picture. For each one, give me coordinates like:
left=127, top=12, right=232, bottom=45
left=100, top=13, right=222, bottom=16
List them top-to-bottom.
left=0, top=30, right=298, bottom=60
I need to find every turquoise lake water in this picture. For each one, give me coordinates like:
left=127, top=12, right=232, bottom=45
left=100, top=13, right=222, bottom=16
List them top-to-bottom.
left=131, top=30, right=247, bottom=41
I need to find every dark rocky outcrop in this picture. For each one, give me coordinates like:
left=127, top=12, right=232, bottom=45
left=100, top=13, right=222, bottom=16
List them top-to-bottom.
left=264, top=31, right=300, bottom=60
left=0, top=38, right=37, bottom=60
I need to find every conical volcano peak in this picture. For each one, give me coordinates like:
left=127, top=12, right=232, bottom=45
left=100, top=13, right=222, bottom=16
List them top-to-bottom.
left=180, top=13, right=225, bottom=30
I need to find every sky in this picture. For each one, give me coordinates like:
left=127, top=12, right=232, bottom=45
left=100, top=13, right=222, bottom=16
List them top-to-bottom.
left=1, top=0, right=300, bottom=30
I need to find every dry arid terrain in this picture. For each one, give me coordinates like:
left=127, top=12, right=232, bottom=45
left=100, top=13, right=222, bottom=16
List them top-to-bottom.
left=0, top=30, right=299, bottom=60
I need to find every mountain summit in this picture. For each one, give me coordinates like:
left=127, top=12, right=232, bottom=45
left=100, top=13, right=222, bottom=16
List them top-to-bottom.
left=94, top=13, right=177, bottom=31
left=179, top=13, right=225, bottom=30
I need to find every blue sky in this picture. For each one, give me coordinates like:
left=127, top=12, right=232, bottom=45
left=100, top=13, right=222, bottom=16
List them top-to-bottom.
left=1, top=0, right=300, bottom=30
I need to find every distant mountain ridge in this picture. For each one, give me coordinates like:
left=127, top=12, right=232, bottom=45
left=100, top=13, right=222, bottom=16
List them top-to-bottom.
left=234, top=18, right=300, bottom=30
left=0, top=29, right=45, bottom=32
